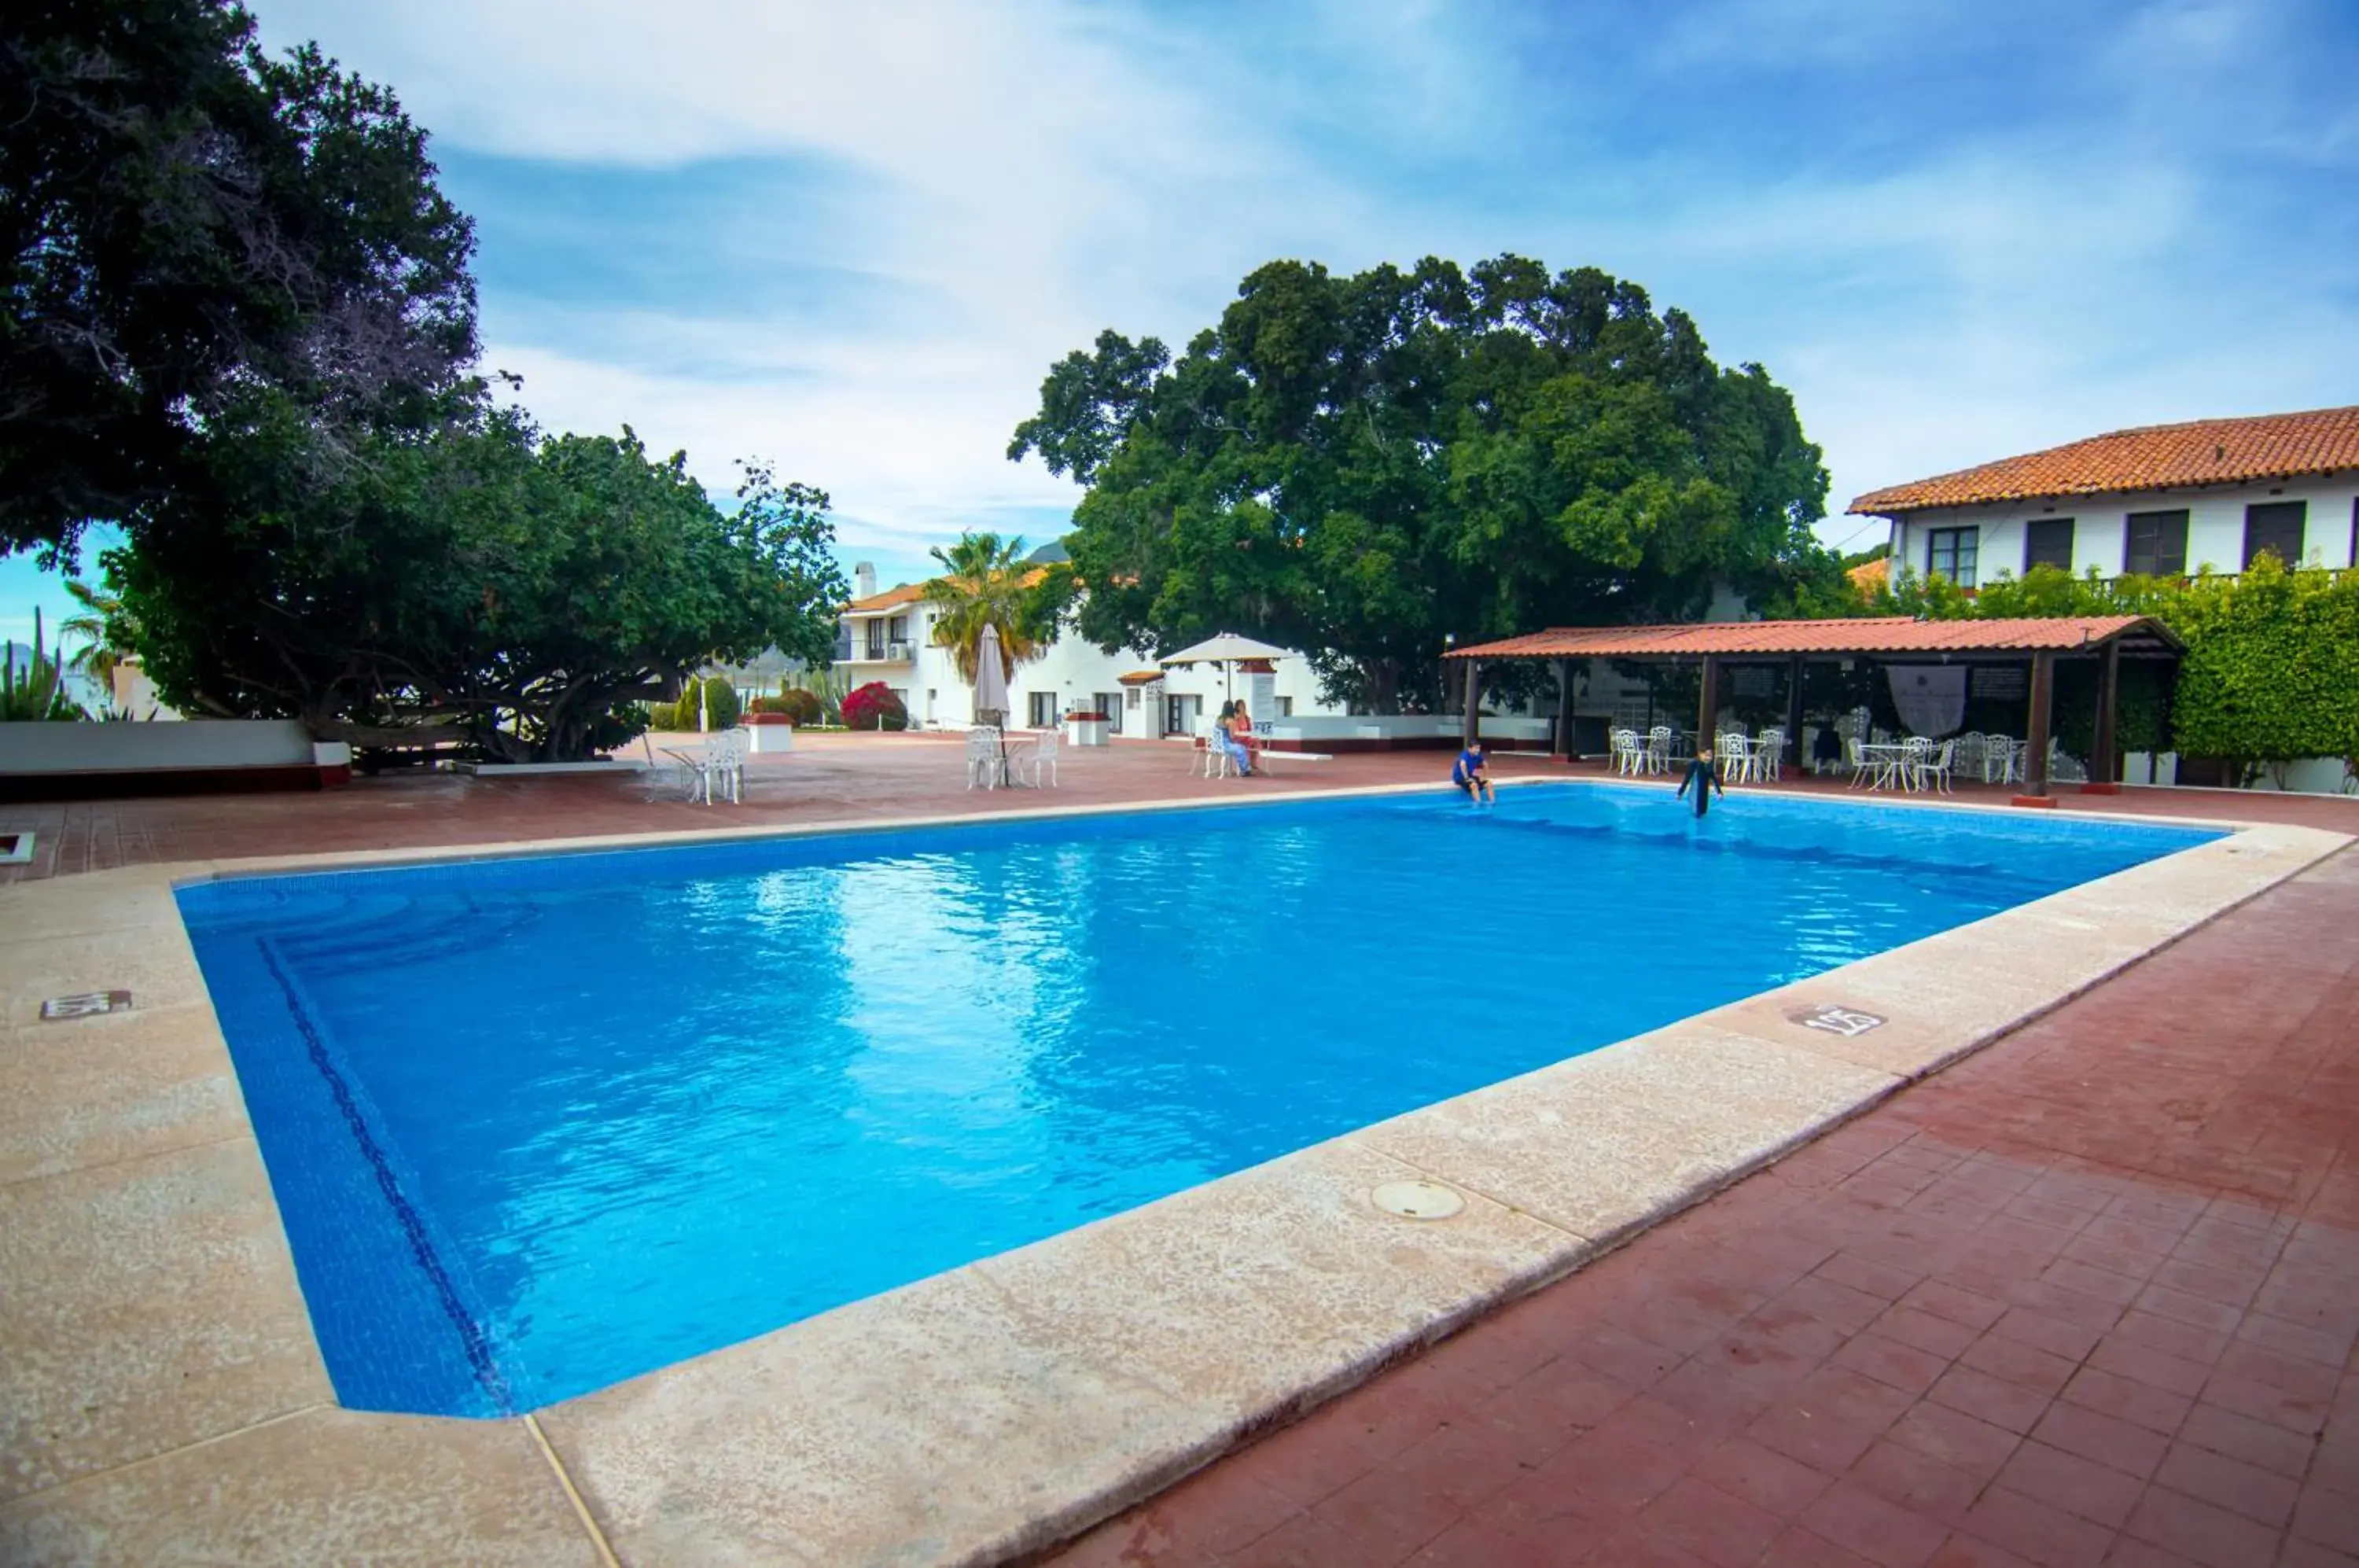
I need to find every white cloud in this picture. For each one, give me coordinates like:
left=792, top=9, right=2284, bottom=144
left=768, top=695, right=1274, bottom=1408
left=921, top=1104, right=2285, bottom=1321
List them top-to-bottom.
left=248, top=0, right=2359, bottom=567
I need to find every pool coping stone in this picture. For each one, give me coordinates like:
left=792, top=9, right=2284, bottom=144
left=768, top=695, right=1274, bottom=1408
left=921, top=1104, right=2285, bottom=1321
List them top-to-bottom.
left=0, top=778, right=2344, bottom=1566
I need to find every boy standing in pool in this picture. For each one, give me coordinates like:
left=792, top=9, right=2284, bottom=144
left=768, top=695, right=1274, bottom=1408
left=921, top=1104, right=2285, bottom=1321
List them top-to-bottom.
left=1676, top=745, right=1725, bottom=817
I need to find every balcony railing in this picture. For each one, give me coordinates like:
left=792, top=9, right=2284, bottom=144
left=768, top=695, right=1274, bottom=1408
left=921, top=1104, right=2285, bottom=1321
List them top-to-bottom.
left=849, top=640, right=917, bottom=662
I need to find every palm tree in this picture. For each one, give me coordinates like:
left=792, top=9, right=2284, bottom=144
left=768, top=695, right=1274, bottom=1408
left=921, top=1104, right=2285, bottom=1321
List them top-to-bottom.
left=922, top=533, right=1051, bottom=683
left=60, top=577, right=138, bottom=691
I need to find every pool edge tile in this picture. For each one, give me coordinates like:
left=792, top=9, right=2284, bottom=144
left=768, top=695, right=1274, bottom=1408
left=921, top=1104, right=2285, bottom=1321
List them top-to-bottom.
left=0, top=1408, right=602, bottom=1568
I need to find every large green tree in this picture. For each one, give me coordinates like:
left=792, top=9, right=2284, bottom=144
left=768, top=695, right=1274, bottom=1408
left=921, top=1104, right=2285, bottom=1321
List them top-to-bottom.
left=2, top=0, right=477, bottom=559
left=1010, top=256, right=1835, bottom=708
left=110, top=396, right=846, bottom=760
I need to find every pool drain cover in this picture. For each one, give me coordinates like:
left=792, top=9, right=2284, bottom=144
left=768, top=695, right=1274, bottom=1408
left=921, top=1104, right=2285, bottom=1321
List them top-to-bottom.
left=40, top=991, right=131, bottom=1021
left=1371, top=1180, right=1466, bottom=1220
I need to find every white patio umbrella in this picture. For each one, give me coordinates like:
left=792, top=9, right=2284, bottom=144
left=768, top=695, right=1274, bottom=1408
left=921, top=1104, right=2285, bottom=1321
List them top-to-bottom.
left=972, top=622, right=1011, bottom=724
left=1158, top=631, right=1290, bottom=702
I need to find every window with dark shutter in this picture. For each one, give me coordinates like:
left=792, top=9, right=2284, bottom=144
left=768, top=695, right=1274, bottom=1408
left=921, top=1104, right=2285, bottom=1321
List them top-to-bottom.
left=2243, top=501, right=2306, bottom=569
left=2124, top=510, right=2188, bottom=576
left=2024, top=518, right=2074, bottom=573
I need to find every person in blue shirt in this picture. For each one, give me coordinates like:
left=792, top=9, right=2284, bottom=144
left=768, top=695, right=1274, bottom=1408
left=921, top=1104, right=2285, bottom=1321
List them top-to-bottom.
left=1452, top=740, right=1494, bottom=803
left=1676, top=746, right=1725, bottom=817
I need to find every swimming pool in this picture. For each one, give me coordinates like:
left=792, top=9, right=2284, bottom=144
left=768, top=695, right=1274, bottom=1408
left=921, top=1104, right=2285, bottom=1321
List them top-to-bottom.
left=180, top=784, right=2214, bottom=1418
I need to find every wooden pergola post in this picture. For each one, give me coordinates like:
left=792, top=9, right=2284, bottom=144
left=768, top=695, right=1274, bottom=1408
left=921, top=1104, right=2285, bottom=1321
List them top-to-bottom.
left=2087, top=639, right=2122, bottom=793
left=2017, top=650, right=2057, bottom=807
left=1697, top=655, right=1720, bottom=753
left=1785, top=656, right=1806, bottom=771
left=1461, top=659, right=1481, bottom=746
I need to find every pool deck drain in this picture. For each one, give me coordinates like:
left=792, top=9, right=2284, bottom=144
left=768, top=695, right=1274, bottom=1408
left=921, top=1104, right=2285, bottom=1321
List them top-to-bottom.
left=0, top=778, right=2347, bottom=1566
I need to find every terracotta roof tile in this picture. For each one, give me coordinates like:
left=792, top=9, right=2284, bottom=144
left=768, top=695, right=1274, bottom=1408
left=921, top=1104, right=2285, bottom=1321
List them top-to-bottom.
left=1849, top=406, right=2359, bottom=514
left=1846, top=557, right=1890, bottom=592
left=845, top=583, right=925, bottom=612
left=1447, top=616, right=2177, bottom=660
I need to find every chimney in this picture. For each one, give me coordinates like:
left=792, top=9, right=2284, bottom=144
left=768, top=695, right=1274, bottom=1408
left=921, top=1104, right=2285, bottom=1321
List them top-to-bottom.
left=853, top=561, right=876, bottom=600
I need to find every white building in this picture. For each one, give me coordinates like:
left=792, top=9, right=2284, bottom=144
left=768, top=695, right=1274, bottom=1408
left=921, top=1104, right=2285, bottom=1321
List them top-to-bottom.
left=1850, top=404, right=2359, bottom=793
left=1851, top=405, right=2359, bottom=587
left=833, top=552, right=1348, bottom=738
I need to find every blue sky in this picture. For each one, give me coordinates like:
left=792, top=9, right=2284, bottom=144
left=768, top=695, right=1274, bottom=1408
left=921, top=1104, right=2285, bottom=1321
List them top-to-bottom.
left=9, top=0, right=2357, bottom=646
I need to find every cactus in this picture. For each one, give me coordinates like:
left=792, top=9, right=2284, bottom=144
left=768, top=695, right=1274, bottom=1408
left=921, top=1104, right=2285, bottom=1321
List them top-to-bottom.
left=2, top=609, right=89, bottom=722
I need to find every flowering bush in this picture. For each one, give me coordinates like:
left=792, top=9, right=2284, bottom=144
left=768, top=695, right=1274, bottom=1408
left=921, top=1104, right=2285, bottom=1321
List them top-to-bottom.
left=841, top=681, right=909, bottom=731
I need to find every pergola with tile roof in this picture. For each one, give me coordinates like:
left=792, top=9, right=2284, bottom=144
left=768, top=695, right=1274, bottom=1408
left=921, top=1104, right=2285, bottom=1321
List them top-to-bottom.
left=1443, top=616, right=2184, bottom=802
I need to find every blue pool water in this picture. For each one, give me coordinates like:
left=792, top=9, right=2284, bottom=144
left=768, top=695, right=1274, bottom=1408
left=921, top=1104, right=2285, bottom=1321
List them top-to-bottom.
left=180, top=784, right=2214, bottom=1417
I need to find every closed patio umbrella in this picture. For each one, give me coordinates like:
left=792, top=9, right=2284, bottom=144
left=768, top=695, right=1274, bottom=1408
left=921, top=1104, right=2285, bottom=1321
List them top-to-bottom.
left=973, top=622, right=1011, bottom=725
left=1158, top=631, right=1290, bottom=703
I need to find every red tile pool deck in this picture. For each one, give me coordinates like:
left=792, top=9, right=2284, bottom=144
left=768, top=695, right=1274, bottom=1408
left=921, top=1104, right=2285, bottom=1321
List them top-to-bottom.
left=6, top=737, right=2355, bottom=1566
left=1048, top=846, right=2359, bottom=1567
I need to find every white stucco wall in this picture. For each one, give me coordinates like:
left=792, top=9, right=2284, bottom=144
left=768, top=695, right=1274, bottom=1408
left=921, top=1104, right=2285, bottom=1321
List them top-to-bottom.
left=1886, top=477, right=2359, bottom=586
left=0, top=720, right=329, bottom=774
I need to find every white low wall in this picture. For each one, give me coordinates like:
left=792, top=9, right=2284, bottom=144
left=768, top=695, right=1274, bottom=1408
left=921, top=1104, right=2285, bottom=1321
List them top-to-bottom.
left=1259, top=716, right=1552, bottom=744
left=0, top=720, right=345, bottom=775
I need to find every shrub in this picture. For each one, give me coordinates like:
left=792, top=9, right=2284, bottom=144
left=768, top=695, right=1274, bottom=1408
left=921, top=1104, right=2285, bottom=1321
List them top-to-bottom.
left=650, top=675, right=740, bottom=731
left=841, top=680, right=908, bottom=731
left=749, top=687, right=825, bottom=725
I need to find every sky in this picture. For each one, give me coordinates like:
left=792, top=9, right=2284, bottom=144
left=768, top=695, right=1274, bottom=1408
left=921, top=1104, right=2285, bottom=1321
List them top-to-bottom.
left=8, top=0, right=2357, bottom=648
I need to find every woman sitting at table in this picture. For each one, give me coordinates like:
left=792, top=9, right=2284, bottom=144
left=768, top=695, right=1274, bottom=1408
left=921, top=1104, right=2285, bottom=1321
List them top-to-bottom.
left=1224, top=701, right=1258, bottom=776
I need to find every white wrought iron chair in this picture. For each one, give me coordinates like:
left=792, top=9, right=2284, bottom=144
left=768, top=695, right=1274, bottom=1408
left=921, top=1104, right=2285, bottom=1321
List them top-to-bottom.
left=1193, top=725, right=1236, bottom=778
left=966, top=726, right=1004, bottom=790
left=1021, top=726, right=1060, bottom=787
left=1645, top=726, right=1676, bottom=776
left=1755, top=727, right=1785, bottom=782
left=1607, top=728, right=1636, bottom=775
left=1717, top=729, right=1753, bottom=786
left=1912, top=738, right=1956, bottom=794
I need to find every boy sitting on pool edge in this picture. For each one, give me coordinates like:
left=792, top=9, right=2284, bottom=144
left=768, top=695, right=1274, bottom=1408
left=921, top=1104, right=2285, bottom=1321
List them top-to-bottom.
left=1452, top=739, right=1495, bottom=804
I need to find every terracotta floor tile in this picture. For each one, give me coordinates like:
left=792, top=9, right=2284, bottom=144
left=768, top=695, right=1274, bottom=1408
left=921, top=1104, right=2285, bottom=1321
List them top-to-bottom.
left=1882, top=1307, right=1988, bottom=1362
left=1988, top=1309, right=2105, bottom=1365
left=1833, top=1332, right=1956, bottom=1397
left=1960, top=1334, right=2081, bottom=1399
left=2082, top=1338, right=2211, bottom=1401
left=1929, top=1365, right=2058, bottom=1437
left=2057, top=1366, right=2194, bottom=1435
left=2196, top=1371, right=2330, bottom=1437
left=1886, top=1401, right=2029, bottom=1486
left=2026, top=1402, right=2171, bottom=1481
left=1687, top=1436, right=1835, bottom=1520
left=1849, top=1439, right=1985, bottom=1526
left=1990, top=1441, right=2147, bottom=1529
left=2150, top=1441, right=2298, bottom=1529
left=1308, top=1463, right=1466, bottom=1564
left=1627, top=1474, right=1785, bottom=1568
left=1801, top=1475, right=1956, bottom=1568
left=2120, top=1485, right=2281, bottom=1568
left=2291, top=1485, right=2359, bottom=1550
left=1956, top=1486, right=2119, bottom=1568
left=1224, top=1509, right=1371, bottom=1568
left=1400, top=1515, right=1592, bottom=1568
left=1761, top=1526, right=1883, bottom=1567
left=1926, top=1533, right=2043, bottom=1568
